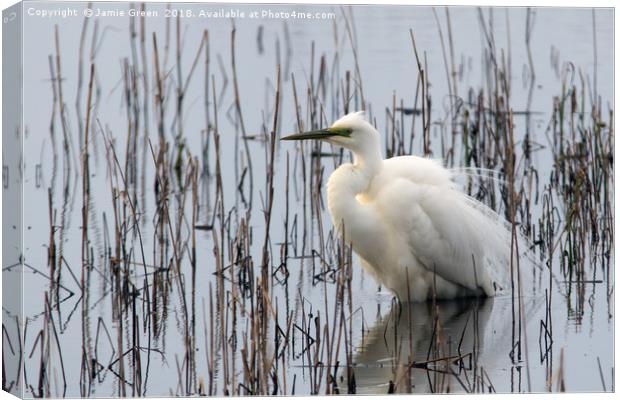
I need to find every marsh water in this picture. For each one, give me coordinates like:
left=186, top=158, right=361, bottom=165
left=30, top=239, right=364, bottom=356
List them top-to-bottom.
left=3, top=2, right=614, bottom=396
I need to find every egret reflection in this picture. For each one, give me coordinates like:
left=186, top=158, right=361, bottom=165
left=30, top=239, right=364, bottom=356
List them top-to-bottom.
left=340, top=297, right=494, bottom=394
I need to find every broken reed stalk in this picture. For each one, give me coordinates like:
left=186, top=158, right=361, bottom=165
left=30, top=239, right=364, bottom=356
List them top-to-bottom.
left=139, top=3, right=150, bottom=226
left=341, top=6, right=365, bottom=109
left=432, top=7, right=456, bottom=164
left=75, top=9, right=90, bottom=153
left=231, top=24, right=254, bottom=207
left=54, top=25, right=73, bottom=173
left=409, top=29, right=431, bottom=155
left=152, top=33, right=165, bottom=145
left=79, top=62, right=95, bottom=396
left=47, top=189, right=57, bottom=299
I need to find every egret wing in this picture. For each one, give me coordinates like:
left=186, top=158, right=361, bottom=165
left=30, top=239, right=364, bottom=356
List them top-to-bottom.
left=376, top=174, right=511, bottom=295
left=415, top=184, right=511, bottom=294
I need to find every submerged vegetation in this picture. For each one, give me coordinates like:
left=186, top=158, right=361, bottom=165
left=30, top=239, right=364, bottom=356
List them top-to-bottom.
left=2, top=4, right=613, bottom=397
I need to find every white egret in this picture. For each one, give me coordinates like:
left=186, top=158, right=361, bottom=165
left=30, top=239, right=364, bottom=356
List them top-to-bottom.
left=282, top=111, right=512, bottom=301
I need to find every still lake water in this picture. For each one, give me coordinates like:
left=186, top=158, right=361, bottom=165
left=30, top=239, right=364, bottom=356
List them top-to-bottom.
left=3, top=2, right=613, bottom=396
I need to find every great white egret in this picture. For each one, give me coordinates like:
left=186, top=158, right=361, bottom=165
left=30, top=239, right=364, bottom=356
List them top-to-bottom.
left=282, top=111, right=513, bottom=301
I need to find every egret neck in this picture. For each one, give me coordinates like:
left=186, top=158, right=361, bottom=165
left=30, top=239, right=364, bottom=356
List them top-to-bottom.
left=326, top=131, right=382, bottom=237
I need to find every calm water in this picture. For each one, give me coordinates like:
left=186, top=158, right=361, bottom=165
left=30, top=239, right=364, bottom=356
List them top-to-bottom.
left=3, top=2, right=613, bottom=397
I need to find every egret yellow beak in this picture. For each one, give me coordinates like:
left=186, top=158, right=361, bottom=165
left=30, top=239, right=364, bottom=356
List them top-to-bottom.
left=281, top=127, right=352, bottom=141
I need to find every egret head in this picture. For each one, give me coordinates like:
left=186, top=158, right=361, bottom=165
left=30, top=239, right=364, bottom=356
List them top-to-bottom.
left=281, top=111, right=381, bottom=155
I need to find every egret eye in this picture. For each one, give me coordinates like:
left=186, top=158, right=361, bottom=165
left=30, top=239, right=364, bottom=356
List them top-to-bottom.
left=327, top=127, right=353, bottom=137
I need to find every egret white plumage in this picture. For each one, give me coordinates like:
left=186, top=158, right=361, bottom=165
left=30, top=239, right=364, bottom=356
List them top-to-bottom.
left=282, top=111, right=513, bottom=302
